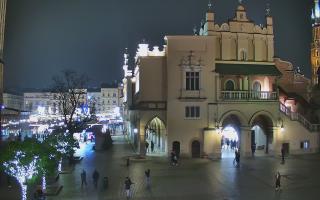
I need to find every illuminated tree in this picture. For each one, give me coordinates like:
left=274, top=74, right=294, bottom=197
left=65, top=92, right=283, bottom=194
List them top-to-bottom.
left=0, top=138, right=59, bottom=200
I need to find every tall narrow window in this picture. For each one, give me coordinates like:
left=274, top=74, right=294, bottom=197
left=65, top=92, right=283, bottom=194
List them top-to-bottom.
left=186, top=72, right=200, bottom=90
left=185, top=106, right=200, bottom=119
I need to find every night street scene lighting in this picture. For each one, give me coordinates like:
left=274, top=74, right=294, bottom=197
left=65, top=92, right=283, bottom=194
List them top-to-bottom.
left=1, top=0, right=320, bottom=199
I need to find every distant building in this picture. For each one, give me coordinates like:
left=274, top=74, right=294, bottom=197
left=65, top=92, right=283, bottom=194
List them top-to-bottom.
left=23, top=85, right=122, bottom=119
left=23, top=91, right=55, bottom=115
left=3, top=92, right=24, bottom=111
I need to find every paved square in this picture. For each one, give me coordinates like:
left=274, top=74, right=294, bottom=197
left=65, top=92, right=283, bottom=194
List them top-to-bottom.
left=45, top=135, right=320, bottom=200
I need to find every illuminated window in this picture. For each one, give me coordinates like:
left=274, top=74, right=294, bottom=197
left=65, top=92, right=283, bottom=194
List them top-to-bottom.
left=186, top=72, right=200, bottom=90
left=300, top=140, right=310, bottom=150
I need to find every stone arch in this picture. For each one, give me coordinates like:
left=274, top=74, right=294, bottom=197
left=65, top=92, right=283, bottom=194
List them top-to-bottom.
left=218, top=110, right=248, bottom=128
left=249, top=110, right=277, bottom=127
left=249, top=111, right=275, bottom=154
left=145, top=115, right=166, bottom=128
left=145, top=116, right=167, bottom=154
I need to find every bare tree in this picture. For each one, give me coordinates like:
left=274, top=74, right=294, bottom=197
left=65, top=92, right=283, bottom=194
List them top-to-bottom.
left=51, top=70, right=89, bottom=158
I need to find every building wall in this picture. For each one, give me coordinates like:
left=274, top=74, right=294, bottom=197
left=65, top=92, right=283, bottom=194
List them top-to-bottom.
left=0, top=0, right=6, bottom=104
left=123, top=3, right=319, bottom=158
left=3, top=93, right=23, bottom=110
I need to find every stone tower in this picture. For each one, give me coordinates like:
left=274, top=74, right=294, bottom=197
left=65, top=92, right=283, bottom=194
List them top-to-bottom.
left=0, top=0, right=6, bottom=104
left=311, top=0, right=320, bottom=85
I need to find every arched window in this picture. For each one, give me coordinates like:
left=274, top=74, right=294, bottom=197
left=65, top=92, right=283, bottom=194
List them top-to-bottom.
left=225, top=80, right=235, bottom=91
left=253, top=81, right=261, bottom=92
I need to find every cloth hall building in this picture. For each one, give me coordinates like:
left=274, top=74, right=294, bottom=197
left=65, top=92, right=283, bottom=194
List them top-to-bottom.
left=122, top=2, right=320, bottom=158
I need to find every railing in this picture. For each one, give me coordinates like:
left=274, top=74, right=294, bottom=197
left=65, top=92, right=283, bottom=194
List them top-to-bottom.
left=221, top=91, right=278, bottom=101
left=279, top=102, right=320, bottom=132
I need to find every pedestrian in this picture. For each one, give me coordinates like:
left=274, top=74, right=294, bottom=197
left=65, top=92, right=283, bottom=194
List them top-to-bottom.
left=145, top=141, right=149, bottom=153
left=151, top=141, right=154, bottom=153
left=251, top=143, right=256, bottom=157
left=281, top=147, right=285, bottom=164
left=170, top=150, right=175, bottom=166
left=235, top=150, right=240, bottom=167
left=126, top=157, right=130, bottom=167
left=81, top=169, right=87, bottom=187
left=92, top=169, right=100, bottom=188
left=145, top=169, right=151, bottom=189
left=275, top=171, right=281, bottom=191
left=124, top=177, right=134, bottom=199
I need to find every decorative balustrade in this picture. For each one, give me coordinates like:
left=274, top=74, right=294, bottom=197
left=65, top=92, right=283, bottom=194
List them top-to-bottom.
left=221, top=91, right=278, bottom=101
left=279, top=102, right=320, bottom=132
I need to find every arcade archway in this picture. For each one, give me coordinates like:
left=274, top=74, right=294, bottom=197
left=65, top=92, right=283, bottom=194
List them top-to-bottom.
left=220, top=114, right=242, bottom=158
left=250, top=114, right=274, bottom=155
left=145, top=117, right=167, bottom=155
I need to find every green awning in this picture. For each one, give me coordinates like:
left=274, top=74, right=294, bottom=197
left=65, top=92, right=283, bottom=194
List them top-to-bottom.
left=215, top=63, right=282, bottom=76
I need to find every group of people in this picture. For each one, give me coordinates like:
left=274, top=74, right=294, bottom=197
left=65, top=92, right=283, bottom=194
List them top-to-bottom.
left=221, top=137, right=238, bottom=150
left=145, top=140, right=155, bottom=153
left=80, top=169, right=100, bottom=188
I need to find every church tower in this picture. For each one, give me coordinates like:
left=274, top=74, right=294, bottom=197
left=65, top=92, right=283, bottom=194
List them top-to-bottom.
left=0, top=0, right=6, bottom=104
left=311, top=0, right=320, bottom=85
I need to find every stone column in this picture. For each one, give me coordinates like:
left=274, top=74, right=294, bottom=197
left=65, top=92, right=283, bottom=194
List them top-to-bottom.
left=215, top=73, right=221, bottom=101
left=139, top=124, right=146, bottom=157
left=240, top=126, right=251, bottom=157
left=203, top=129, right=221, bottom=159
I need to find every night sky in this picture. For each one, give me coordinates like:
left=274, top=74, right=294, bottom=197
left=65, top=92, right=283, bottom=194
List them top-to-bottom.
left=3, top=0, right=314, bottom=90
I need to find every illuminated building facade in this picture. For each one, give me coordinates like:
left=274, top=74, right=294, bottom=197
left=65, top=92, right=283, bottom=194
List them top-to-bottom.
left=311, top=0, right=320, bottom=85
left=122, top=2, right=320, bottom=158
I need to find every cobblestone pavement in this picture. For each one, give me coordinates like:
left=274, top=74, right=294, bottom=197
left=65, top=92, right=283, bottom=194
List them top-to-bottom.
left=3, top=135, right=320, bottom=200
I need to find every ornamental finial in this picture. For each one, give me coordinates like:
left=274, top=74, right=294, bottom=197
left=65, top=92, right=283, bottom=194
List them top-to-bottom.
left=208, top=0, right=213, bottom=11
left=266, top=3, right=271, bottom=16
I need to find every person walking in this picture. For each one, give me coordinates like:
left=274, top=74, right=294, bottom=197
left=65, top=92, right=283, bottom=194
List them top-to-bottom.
left=145, top=141, right=149, bottom=153
left=151, top=141, right=154, bottom=153
left=251, top=143, right=256, bottom=157
left=281, top=147, right=285, bottom=164
left=235, top=150, right=240, bottom=167
left=126, top=157, right=130, bottom=167
left=81, top=169, right=87, bottom=187
left=92, top=169, right=100, bottom=188
left=145, top=169, right=151, bottom=189
left=275, top=171, right=281, bottom=191
left=124, top=177, right=134, bottom=199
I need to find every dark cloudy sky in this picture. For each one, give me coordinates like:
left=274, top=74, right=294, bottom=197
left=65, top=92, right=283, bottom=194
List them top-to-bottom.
left=3, top=0, right=313, bottom=90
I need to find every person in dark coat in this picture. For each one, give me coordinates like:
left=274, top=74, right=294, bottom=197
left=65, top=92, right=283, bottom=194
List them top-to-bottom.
left=145, top=141, right=149, bottom=153
left=151, top=141, right=154, bottom=153
left=251, top=143, right=256, bottom=157
left=281, top=147, right=285, bottom=164
left=235, top=150, right=240, bottom=167
left=81, top=169, right=87, bottom=187
left=92, top=169, right=100, bottom=188
left=145, top=169, right=151, bottom=188
left=275, top=171, right=281, bottom=191
left=124, top=177, right=133, bottom=199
